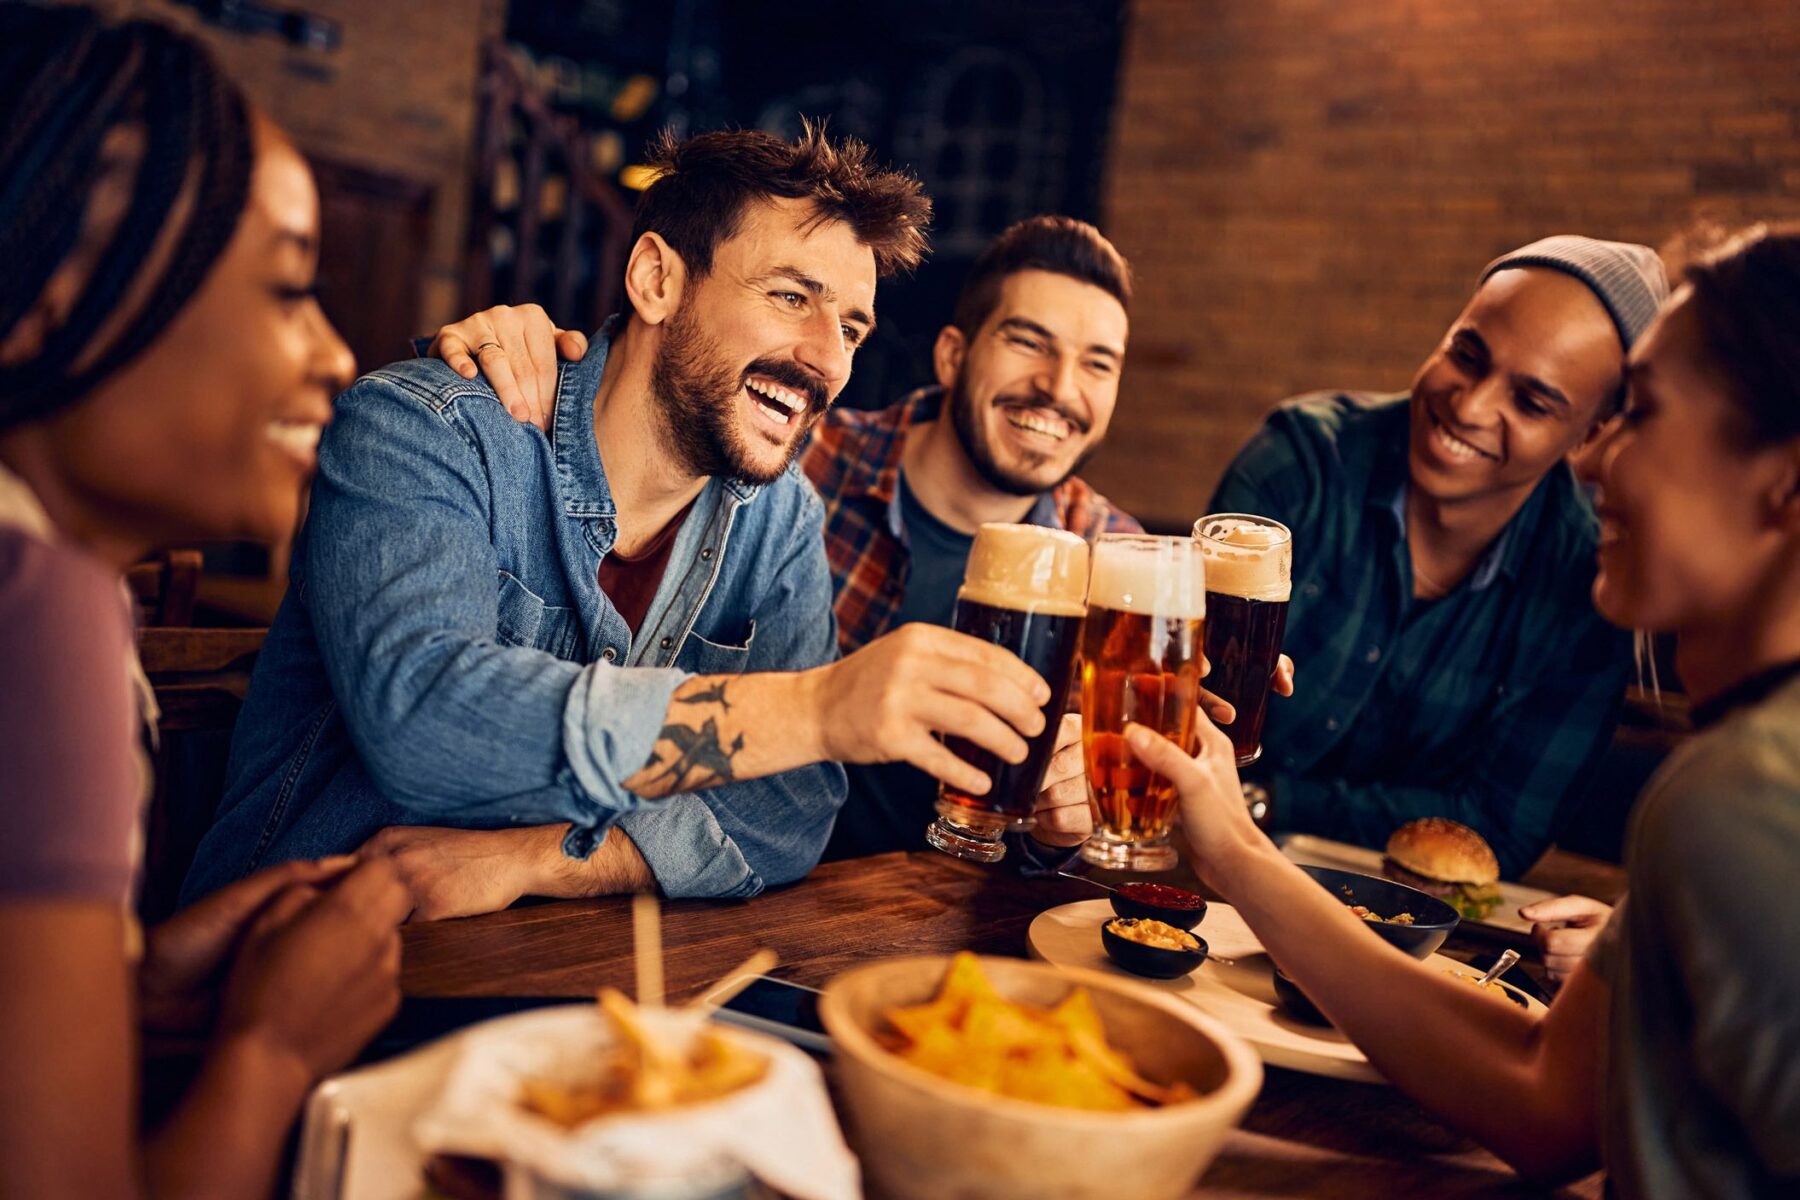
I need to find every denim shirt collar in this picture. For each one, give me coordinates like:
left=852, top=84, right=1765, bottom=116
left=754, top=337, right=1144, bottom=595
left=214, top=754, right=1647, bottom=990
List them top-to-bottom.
left=550, top=319, right=762, bottom=525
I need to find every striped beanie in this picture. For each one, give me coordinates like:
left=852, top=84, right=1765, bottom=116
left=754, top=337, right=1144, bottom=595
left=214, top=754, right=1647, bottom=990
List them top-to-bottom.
left=1481, top=235, right=1670, bottom=350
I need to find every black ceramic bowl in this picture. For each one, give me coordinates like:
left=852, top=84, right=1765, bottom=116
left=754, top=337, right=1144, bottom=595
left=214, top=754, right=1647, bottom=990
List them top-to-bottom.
left=1296, top=865, right=1460, bottom=959
left=1107, top=882, right=1209, bottom=931
left=1101, top=918, right=1209, bottom=979
left=1274, top=962, right=1531, bottom=1028
left=1271, top=966, right=1328, bottom=1025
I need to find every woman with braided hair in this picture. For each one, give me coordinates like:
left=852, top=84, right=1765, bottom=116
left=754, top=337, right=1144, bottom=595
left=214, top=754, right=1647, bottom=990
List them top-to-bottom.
left=0, top=8, right=410, bottom=1196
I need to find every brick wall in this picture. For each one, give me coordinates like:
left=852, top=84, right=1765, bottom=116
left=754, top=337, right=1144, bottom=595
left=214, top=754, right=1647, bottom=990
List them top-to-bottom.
left=97, top=0, right=504, bottom=328
left=1093, top=0, right=1800, bottom=530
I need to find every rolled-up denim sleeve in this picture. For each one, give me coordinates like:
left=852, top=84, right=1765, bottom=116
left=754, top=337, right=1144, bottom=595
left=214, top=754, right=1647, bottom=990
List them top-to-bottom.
left=302, top=375, right=686, bottom=843
left=619, top=483, right=847, bottom=898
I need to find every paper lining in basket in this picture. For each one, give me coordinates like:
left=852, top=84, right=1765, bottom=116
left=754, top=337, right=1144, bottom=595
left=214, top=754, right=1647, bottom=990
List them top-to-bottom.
left=413, top=1005, right=858, bottom=1200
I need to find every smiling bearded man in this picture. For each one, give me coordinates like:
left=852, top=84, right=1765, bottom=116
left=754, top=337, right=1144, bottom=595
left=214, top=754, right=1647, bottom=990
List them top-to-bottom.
left=184, top=126, right=1072, bottom=919
left=1212, top=236, right=1669, bottom=877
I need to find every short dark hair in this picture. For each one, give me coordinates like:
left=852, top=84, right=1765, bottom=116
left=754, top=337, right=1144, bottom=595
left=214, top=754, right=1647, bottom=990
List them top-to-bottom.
left=629, top=120, right=931, bottom=296
left=951, top=216, right=1133, bottom=339
left=1679, top=223, right=1800, bottom=449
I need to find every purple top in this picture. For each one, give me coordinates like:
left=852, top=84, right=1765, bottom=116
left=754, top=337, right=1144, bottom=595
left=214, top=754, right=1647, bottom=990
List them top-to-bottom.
left=0, top=526, right=142, bottom=902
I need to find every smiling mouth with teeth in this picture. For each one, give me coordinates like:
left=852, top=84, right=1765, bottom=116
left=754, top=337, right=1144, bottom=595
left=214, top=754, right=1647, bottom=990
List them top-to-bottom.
left=745, top=376, right=807, bottom=427
left=1003, top=406, right=1074, bottom=443
left=1427, top=411, right=1497, bottom=463
left=265, top=419, right=323, bottom=460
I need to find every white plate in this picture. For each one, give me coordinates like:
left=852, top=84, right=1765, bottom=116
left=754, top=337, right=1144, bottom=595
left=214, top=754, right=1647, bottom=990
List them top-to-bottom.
left=1277, top=833, right=1556, bottom=936
left=1026, top=900, right=1545, bottom=1085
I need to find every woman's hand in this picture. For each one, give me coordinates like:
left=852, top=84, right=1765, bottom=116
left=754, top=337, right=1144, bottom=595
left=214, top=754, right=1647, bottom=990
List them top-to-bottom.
left=1122, top=712, right=1268, bottom=884
left=139, top=855, right=358, bottom=1034
left=215, top=858, right=410, bottom=1083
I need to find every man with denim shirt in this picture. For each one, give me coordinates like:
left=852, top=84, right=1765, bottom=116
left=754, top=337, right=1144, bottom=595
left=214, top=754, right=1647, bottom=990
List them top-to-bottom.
left=184, top=127, right=1057, bottom=914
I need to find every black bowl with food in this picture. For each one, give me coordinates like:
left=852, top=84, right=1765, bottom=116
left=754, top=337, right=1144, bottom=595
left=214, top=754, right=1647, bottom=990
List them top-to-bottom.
left=1296, top=865, right=1459, bottom=959
left=1107, top=881, right=1209, bottom=931
left=1101, top=917, right=1209, bottom=979
left=1274, top=962, right=1532, bottom=1028
left=1270, top=967, right=1329, bottom=1026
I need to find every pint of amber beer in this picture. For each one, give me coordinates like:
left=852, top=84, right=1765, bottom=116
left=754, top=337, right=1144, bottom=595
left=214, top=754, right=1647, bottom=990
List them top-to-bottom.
left=1193, top=514, right=1292, bottom=767
left=926, top=523, right=1089, bottom=863
left=1080, top=534, right=1207, bottom=872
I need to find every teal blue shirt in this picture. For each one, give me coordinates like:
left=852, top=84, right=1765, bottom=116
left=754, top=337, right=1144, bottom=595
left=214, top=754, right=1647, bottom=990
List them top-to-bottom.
left=1211, top=392, right=1631, bottom=875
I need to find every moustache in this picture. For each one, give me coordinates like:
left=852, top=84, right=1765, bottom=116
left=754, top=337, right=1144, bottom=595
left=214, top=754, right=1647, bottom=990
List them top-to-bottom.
left=742, top=358, right=829, bottom=415
left=994, top=392, right=1091, bottom=435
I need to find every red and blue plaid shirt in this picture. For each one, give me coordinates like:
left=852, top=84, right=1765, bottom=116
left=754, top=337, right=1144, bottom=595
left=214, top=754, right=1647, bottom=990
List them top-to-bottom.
left=801, top=387, right=1141, bottom=655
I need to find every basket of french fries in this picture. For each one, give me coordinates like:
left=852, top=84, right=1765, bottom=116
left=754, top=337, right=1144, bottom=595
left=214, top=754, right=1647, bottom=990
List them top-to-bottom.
left=412, top=900, right=858, bottom=1200
left=819, top=952, right=1261, bottom=1200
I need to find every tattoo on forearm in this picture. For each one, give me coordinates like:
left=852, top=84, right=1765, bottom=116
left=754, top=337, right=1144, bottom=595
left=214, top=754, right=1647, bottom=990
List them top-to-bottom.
left=631, top=679, right=746, bottom=795
left=677, top=680, right=733, bottom=713
left=641, top=718, right=746, bottom=792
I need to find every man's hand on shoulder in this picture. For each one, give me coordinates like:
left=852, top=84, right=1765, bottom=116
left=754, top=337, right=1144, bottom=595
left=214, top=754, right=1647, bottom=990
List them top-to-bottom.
left=427, top=304, right=585, bottom=432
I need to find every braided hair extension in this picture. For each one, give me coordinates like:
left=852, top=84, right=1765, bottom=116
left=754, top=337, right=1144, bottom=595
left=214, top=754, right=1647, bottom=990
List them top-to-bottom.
left=0, top=5, right=254, bottom=431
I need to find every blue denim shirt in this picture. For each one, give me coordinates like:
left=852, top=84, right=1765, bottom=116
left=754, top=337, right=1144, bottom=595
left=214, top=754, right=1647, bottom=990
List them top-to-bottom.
left=182, top=329, right=846, bottom=903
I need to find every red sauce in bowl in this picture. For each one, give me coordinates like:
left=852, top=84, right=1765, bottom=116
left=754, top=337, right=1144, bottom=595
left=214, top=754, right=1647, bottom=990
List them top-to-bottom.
left=1117, top=882, right=1206, bottom=910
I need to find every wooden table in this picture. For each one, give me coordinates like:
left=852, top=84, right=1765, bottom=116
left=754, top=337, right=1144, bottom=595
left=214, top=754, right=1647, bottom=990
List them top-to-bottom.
left=402, top=849, right=1625, bottom=1198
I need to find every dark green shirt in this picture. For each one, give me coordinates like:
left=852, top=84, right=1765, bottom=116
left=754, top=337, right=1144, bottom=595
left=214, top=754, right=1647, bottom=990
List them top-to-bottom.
left=1211, top=392, right=1631, bottom=875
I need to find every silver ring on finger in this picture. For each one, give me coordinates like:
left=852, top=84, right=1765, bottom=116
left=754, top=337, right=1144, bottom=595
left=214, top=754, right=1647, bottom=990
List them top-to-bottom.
left=474, top=341, right=502, bottom=354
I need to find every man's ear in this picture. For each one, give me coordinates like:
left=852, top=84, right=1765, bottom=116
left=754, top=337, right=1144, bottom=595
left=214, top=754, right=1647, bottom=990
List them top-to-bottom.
left=623, top=232, right=686, bottom=326
left=932, top=325, right=967, bottom=392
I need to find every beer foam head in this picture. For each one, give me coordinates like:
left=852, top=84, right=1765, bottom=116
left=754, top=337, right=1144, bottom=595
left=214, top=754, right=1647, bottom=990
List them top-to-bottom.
left=1193, top=515, right=1291, bottom=601
left=959, top=523, right=1089, bottom=615
left=1086, top=535, right=1207, bottom=617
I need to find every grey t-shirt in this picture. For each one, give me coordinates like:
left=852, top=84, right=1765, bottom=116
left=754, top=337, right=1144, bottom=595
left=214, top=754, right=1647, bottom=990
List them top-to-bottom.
left=1587, top=671, right=1800, bottom=1198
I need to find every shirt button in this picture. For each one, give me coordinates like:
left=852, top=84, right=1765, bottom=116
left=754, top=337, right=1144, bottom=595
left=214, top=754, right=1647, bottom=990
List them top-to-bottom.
left=700, top=547, right=714, bottom=561
left=659, top=636, right=672, bottom=650
left=1365, top=646, right=1381, bottom=663
left=602, top=647, right=617, bottom=662
left=1324, top=716, right=1340, bottom=732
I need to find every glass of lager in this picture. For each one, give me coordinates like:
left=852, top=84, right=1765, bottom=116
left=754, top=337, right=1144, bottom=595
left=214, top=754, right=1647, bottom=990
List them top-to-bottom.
left=1193, top=513, right=1292, bottom=766
left=926, top=523, right=1089, bottom=863
left=1080, top=534, right=1207, bottom=872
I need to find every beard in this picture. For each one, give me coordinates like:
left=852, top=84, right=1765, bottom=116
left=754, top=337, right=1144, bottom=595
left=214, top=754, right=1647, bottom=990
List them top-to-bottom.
left=649, top=302, right=828, bottom=485
left=947, top=373, right=1094, bottom=498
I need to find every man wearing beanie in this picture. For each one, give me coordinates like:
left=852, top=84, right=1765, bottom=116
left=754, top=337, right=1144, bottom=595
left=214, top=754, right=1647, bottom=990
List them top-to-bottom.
left=1214, top=235, right=1667, bottom=877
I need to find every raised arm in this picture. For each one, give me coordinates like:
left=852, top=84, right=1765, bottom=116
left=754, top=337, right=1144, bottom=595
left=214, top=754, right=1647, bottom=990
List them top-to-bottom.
left=304, top=374, right=1049, bottom=840
left=1132, top=717, right=1608, bottom=1184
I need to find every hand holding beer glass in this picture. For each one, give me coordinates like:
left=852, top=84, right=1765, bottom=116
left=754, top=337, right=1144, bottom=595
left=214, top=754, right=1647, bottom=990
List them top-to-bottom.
left=1193, top=514, right=1292, bottom=766
left=926, top=524, right=1089, bottom=863
left=1080, top=534, right=1208, bottom=872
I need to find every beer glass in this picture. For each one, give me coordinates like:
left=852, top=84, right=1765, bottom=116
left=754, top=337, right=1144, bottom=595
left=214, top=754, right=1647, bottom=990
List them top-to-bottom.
left=1193, top=514, right=1292, bottom=766
left=926, top=523, right=1089, bottom=863
left=1080, top=534, right=1207, bottom=872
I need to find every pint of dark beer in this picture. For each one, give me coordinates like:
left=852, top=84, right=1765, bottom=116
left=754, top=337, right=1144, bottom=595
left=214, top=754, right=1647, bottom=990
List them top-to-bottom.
left=1193, top=514, right=1292, bottom=767
left=926, top=523, right=1089, bottom=863
left=1079, top=534, right=1207, bottom=872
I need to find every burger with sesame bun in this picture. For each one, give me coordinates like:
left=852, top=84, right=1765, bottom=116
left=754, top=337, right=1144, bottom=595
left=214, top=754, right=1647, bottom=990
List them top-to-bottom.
left=1381, top=818, right=1504, bottom=920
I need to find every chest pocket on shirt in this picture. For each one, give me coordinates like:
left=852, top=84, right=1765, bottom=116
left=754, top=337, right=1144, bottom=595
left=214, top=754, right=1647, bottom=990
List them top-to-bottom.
left=495, top=571, right=582, bottom=661
left=677, top=620, right=757, bottom=675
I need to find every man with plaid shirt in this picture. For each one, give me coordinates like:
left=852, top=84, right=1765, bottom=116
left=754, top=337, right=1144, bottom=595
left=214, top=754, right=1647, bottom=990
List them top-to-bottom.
left=802, top=217, right=1142, bottom=861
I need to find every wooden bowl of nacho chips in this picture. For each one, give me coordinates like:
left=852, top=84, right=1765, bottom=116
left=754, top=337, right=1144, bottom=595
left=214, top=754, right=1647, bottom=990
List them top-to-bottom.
left=820, top=953, right=1261, bottom=1200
